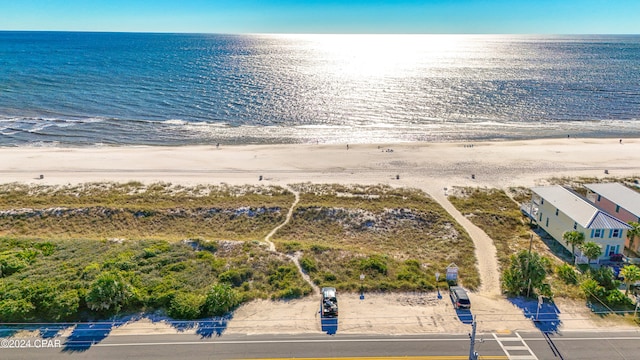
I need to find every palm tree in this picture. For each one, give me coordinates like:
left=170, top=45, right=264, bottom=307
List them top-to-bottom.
left=628, top=222, right=640, bottom=250
left=563, top=230, right=585, bottom=261
left=581, top=241, right=603, bottom=265
left=502, top=250, right=552, bottom=298
left=620, top=265, right=640, bottom=295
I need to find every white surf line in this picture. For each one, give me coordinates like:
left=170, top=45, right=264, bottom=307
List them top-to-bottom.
left=263, top=186, right=320, bottom=295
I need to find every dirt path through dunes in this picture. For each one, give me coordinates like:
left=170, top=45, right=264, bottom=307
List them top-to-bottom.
left=423, top=184, right=501, bottom=297
left=263, top=186, right=320, bottom=295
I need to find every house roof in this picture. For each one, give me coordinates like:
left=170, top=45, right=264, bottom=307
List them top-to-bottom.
left=584, top=183, right=640, bottom=217
left=531, top=186, right=632, bottom=230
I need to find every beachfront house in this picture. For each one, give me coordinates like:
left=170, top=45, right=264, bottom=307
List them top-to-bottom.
left=584, top=183, right=640, bottom=254
left=527, top=186, right=631, bottom=263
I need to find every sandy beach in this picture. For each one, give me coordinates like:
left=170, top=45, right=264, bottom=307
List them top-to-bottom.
left=2, top=137, right=640, bottom=335
left=2, top=137, right=639, bottom=189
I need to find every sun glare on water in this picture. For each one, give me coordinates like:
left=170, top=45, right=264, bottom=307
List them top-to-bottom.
left=273, top=34, right=485, bottom=79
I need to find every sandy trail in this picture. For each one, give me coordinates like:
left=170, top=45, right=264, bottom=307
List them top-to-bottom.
left=2, top=138, right=640, bottom=334
left=423, top=183, right=501, bottom=297
left=263, top=185, right=299, bottom=252
left=263, top=186, right=320, bottom=295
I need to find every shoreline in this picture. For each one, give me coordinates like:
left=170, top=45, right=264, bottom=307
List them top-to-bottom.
left=2, top=138, right=638, bottom=191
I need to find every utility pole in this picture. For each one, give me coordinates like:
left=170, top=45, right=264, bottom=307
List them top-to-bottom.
left=526, top=234, right=533, bottom=298
left=468, top=316, right=479, bottom=360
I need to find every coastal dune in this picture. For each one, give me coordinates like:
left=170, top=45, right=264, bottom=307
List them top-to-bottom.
left=2, top=137, right=640, bottom=333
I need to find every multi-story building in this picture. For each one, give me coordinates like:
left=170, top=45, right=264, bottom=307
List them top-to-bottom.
left=584, top=183, right=640, bottom=254
left=527, top=186, right=631, bottom=262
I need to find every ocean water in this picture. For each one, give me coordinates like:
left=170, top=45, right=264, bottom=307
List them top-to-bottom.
left=1, top=32, right=639, bottom=146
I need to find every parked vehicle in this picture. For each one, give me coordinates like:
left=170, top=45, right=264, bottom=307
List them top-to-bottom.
left=449, top=286, right=471, bottom=309
left=321, top=287, right=338, bottom=317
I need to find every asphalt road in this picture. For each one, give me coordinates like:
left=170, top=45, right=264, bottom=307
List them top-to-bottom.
left=2, top=330, right=640, bottom=359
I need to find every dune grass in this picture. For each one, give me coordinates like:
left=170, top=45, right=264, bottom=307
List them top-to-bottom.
left=0, top=182, right=480, bottom=322
left=0, top=182, right=292, bottom=241
left=274, top=184, right=480, bottom=291
left=448, top=186, right=582, bottom=299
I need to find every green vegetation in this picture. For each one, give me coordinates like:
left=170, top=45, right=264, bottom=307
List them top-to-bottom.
left=0, top=182, right=479, bottom=322
left=275, top=184, right=480, bottom=291
left=448, top=187, right=579, bottom=299
left=448, top=187, right=539, bottom=269
left=563, top=231, right=585, bottom=260
left=0, top=237, right=311, bottom=322
left=581, top=242, right=603, bottom=264
left=502, top=250, right=552, bottom=298
left=555, top=264, right=578, bottom=285
left=620, top=265, right=640, bottom=296
left=581, top=267, right=634, bottom=309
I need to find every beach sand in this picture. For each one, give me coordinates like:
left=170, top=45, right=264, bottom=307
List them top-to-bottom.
left=2, top=137, right=640, bottom=334
left=2, top=138, right=638, bottom=190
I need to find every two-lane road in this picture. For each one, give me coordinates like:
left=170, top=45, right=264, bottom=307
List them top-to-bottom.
left=2, top=330, right=640, bottom=359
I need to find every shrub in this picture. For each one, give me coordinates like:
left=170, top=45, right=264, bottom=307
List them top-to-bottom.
left=193, top=239, right=217, bottom=253
left=34, top=242, right=56, bottom=256
left=281, top=242, right=302, bottom=253
left=310, top=244, right=330, bottom=253
left=142, top=248, right=159, bottom=258
left=17, top=249, right=39, bottom=263
left=0, top=252, right=28, bottom=277
left=360, top=255, right=388, bottom=275
left=300, top=256, right=317, bottom=273
left=397, top=259, right=423, bottom=282
left=81, top=263, right=102, bottom=280
left=556, top=264, right=578, bottom=285
left=590, top=267, right=619, bottom=291
left=219, top=270, right=243, bottom=287
left=85, top=272, right=134, bottom=313
left=322, top=272, right=337, bottom=282
left=145, top=277, right=178, bottom=308
left=581, top=278, right=606, bottom=300
left=202, top=284, right=239, bottom=316
left=276, top=286, right=303, bottom=299
left=38, top=289, right=80, bottom=321
left=605, top=290, right=632, bottom=307
left=168, top=292, right=205, bottom=319
left=0, top=298, right=35, bottom=322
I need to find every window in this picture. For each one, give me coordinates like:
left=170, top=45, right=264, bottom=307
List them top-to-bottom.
left=597, top=195, right=601, bottom=201
left=541, top=199, right=544, bottom=204
left=615, top=205, right=620, bottom=213
left=555, top=209, right=559, bottom=216
left=539, top=213, right=543, bottom=221
left=545, top=218, right=549, bottom=227
left=573, top=222, right=577, bottom=230
left=594, top=229, right=603, bottom=238
left=612, top=229, right=621, bottom=238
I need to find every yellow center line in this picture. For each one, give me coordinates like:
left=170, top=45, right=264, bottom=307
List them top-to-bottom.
left=242, top=356, right=508, bottom=360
